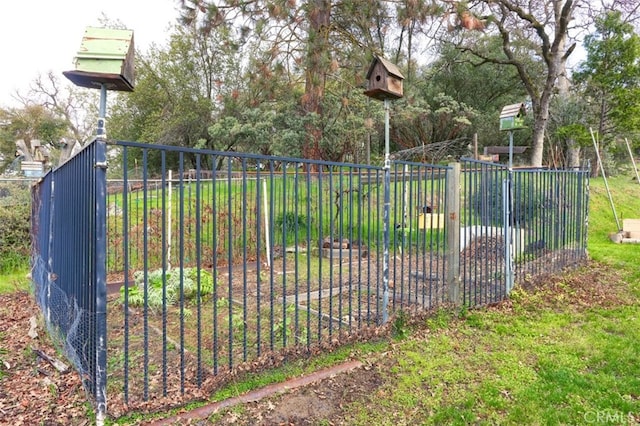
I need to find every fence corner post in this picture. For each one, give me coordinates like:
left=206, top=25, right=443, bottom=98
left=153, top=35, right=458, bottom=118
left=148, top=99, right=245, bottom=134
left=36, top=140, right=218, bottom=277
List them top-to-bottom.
left=94, top=137, right=108, bottom=423
left=446, top=162, right=461, bottom=306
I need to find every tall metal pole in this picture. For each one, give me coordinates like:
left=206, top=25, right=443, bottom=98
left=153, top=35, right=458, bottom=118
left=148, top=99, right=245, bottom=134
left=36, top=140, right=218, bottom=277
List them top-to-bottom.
left=97, top=83, right=107, bottom=137
left=94, top=87, right=108, bottom=423
left=382, top=99, right=391, bottom=324
left=591, top=128, right=621, bottom=231
left=505, top=129, right=514, bottom=293
left=508, top=130, right=514, bottom=170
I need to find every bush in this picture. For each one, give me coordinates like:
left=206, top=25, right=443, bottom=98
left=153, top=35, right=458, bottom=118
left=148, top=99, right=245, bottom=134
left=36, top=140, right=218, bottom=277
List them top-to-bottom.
left=0, top=183, right=31, bottom=274
left=119, top=267, right=215, bottom=312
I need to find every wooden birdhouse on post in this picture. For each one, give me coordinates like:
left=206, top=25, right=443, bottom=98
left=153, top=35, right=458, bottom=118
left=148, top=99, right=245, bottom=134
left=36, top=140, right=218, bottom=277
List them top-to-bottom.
left=63, top=27, right=135, bottom=92
left=364, top=56, right=404, bottom=101
left=499, top=102, right=526, bottom=131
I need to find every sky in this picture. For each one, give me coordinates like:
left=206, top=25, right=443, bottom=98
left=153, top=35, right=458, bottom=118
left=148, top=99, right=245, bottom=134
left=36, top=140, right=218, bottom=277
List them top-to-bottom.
left=0, top=0, right=180, bottom=108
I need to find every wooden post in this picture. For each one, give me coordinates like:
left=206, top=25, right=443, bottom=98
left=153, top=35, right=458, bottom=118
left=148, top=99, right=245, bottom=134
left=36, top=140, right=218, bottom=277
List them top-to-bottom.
left=473, top=133, right=478, bottom=160
left=446, top=162, right=461, bottom=306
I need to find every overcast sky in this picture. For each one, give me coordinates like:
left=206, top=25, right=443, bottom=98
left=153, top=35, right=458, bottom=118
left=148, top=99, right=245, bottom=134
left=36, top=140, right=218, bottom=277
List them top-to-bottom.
left=0, top=0, right=179, bottom=108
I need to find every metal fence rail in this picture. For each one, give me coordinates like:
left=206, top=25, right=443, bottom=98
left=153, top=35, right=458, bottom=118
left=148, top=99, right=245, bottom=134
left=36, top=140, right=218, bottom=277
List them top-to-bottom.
left=30, top=140, right=589, bottom=417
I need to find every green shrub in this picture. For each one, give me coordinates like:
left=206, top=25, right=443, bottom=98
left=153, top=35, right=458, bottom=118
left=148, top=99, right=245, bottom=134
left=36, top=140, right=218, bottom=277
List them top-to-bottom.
left=0, top=183, right=31, bottom=274
left=275, top=212, right=308, bottom=234
left=119, top=267, right=215, bottom=312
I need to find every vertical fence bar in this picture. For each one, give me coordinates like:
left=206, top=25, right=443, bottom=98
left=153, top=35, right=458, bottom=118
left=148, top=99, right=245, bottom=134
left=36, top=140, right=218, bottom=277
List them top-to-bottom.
left=121, top=147, right=130, bottom=403
left=142, top=149, right=150, bottom=401
left=160, top=152, right=168, bottom=396
left=178, top=153, right=186, bottom=391
left=195, top=155, right=204, bottom=383
left=211, top=157, right=219, bottom=375
left=242, top=160, right=249, bottom=360
left=255, top=166, right=263, bottom=356
left=305, top=166, right=312, bottom=348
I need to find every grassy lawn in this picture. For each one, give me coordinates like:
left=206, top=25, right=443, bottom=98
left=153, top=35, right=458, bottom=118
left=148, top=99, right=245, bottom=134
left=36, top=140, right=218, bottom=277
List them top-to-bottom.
left=337, top=175, right=640, bottom=425
left=340, top=268, right=640, bottom=425
left=0, top=269, right=29, bottom=294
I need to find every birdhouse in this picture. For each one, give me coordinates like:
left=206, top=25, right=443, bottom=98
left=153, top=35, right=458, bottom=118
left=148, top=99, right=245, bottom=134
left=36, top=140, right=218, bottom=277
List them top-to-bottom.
left=63, top=27, right=135, bottom=92
left=364, top=56, right=404, bottom=101
left=499, top=102, right=526, bottom=131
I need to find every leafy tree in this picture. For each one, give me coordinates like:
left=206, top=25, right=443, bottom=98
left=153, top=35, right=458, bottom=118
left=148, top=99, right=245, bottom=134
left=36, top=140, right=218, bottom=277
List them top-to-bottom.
left=178, top=0, right=441, bottom=162
left=445, top=0, right=579, bottom=167
left=573, top=10, right=640, bottom=139
left=109, top=23, right=239, bottom=171
left=422, top=42, right=528, bottom=152
left=20, top=72, right=99, bottom=145
left=0, top=105, right=68, bottom=172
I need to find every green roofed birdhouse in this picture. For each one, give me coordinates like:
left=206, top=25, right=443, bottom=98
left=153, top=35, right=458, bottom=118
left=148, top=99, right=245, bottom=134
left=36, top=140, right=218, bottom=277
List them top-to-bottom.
left=63, top=27, right=135, bottom=92
left=364, top=56, right=404, bottom=101
left=499, top=102, right=526, bottom=131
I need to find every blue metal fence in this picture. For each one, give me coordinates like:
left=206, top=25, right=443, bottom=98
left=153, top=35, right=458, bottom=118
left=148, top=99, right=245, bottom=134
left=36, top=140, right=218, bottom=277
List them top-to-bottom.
left=30, top=138, right=108, bottom=420
left=30, top=140, right=589, bottom=417
left=460, top=158, right=589, bottom=306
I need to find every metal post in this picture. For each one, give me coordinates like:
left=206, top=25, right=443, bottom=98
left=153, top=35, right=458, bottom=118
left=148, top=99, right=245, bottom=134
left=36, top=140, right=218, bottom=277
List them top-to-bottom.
left=97, top=83, right=107, bottom=137
left=382, top=99, right=391, bottom=324
left=590, top=128, right=621, bottom=231
left=506, top=130, right=515, bottom=293
left=508, top=130, right=514, bottom=170
left=94, top=138, right=108, bottom=424
left=624, top=138, right=640, bottom=185
left=503, top=178, right=514, bottom=293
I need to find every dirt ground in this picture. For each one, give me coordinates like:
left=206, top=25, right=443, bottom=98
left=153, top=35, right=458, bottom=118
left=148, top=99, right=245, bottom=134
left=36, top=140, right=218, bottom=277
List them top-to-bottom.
left=0, top=260, right=632, bottom=425
left=0, top=291, right=88, bottom=425
left=196, top=363, right=386, bottom=426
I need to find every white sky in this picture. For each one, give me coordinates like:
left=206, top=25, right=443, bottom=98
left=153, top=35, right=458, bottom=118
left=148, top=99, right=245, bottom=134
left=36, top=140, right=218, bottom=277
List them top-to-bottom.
left=0, top=0, right=180, bottom=108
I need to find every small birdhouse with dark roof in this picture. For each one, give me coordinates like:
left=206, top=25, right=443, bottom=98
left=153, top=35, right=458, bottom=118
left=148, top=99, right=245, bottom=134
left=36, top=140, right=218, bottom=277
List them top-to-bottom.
left=364, top=56, right=404, bottom=101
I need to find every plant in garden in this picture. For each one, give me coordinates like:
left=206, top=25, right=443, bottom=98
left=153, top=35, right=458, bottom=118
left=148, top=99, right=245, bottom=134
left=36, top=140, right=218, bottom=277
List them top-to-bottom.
left=275, top=212, right=309, bottom=246
left=119, top=267, right=215, bottom=312
left=273, top=304, right=308, bottom=345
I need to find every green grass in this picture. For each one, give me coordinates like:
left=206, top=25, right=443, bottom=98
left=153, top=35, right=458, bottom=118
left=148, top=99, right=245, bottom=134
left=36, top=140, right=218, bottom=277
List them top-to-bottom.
left=334, top=175, right=640, bottom=425
left=587, top=175, right=640, bottom=281
left=0, top=268, right=30, bottom=294
left=341, top=296, right=640, bottom=425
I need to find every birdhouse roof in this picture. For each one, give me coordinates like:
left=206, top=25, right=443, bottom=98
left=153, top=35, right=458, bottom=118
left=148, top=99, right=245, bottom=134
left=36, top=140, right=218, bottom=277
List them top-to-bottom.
left=366, top=56, right=404, bottom=80
left=500, top=103, right=526, bottom=119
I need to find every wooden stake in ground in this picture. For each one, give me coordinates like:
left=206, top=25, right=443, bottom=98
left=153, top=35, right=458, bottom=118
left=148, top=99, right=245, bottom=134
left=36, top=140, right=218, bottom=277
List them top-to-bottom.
left=32, top=347, right=69, bottom=374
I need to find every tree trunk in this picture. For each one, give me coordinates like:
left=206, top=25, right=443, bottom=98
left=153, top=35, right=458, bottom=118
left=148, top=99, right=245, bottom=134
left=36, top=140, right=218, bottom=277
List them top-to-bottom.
left=301, top=0, right=331, bottom=164
left=557, top=31, right=580, bottom=169
left=529, top=98, right=550, bottom=168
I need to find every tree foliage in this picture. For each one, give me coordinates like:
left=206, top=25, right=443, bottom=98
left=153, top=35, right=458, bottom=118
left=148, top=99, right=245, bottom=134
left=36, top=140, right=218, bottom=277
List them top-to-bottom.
left=573, top=10, right=640, bottom=138
left=0, top=105, right=68, bottom=172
